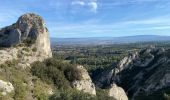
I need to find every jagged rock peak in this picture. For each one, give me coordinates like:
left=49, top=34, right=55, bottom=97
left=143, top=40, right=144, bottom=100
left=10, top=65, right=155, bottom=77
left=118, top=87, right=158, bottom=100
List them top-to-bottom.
left=0, top=13, right=52, bottom=58
left=16, top=13, right=46, bottom=40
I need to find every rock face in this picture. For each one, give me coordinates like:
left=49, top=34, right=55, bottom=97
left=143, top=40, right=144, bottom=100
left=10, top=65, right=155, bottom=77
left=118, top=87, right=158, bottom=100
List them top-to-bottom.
left=0, top=13, right=52, bottom=58
left=0, top=13, right=52, bottom=66
left=0, top=13, right=53, bottom=99
left=95, top=46, right=170, bottom=99
left=95, top=52, right=138, bottom=88
left=115, top=52, right=138, bottom=74
left=72, top=65, right=96, bottom=95
left=0, top=80, right=14, bottom=96
left=108, top=83, right=128, bottom=100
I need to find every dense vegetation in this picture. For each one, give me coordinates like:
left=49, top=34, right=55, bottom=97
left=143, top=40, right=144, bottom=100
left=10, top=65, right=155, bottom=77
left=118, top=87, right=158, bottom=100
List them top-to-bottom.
left=1, top=41, right=170, bottom=100
left=52, top=42, right=170, bottom=100
left=53, top=42, right=170, bottom=80
left=0, top=57, right=114, bottom=100
left=31, top=57, right=114, bottom=100
left=31, top=58, right=82, bottom=89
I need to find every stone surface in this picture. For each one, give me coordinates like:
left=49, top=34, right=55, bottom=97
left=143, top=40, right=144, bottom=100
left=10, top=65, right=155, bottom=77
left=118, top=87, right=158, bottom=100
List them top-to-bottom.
left=0, top=13, right=52, bottom=58
left=0, top=13, right=52, bottom=67
left=95, top=46, right=170, bottom=99
left=0, top=48, right=18, bottom=64
left=95, top=52, right=138, bottom=88
left=72, top=65, right=96, bottom=95
left=0, top=80, right=14, bottom=96
left=108, top=83, right=128, bottom=100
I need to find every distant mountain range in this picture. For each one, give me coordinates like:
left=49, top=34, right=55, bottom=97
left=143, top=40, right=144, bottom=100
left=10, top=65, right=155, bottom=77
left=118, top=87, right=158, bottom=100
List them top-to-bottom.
left=51, top=35, right=170, bottom=45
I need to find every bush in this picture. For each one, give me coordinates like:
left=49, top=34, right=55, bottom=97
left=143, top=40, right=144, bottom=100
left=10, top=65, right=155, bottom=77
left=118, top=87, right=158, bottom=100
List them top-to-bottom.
left=23, top=38, right=35, bottom=46
left=22, top=47, right=30, bottom=52
left=32, top=47, right=37, bottom=52
left=31, top=57, right=82, bottom=84
left=0, top=60, right=29, bottom=100
left=31, top=60, right=70, bottom=89
left=64, top=66, right=82, bottom=82
left=32, top=78, right=49, bottom=100
left=13, top=80, right=27, bottom=100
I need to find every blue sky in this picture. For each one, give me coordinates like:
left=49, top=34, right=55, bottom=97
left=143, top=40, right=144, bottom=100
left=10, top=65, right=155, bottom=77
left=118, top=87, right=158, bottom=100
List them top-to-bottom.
left=0, top=0, right=170, bottom=38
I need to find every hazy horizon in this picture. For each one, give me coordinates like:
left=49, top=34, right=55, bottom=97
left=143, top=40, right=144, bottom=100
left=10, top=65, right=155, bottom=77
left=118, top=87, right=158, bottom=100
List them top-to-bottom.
left=51, top=35, right=170, bottom=38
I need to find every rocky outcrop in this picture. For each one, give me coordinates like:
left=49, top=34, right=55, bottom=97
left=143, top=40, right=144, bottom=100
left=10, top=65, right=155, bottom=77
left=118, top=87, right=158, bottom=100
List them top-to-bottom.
left=0, top=13, right=52, bottom=58
left=0, top=13, right=52, bottom=67
left=0, top=13, right=53, bottom=100
left=94, top=46, right=170, bottom=99
left=112, top=47, right=169, bottom=99
left=0, top=48, right=18, bottom=64
left=95, top=52, right=138, bottom=88
left=115, top=52, right=138, bottom=74
left=72, top=65, right=96, bottom=95
left=0, top=80, right=14, bottom=96
left=108, top=83, right=128, bottom=100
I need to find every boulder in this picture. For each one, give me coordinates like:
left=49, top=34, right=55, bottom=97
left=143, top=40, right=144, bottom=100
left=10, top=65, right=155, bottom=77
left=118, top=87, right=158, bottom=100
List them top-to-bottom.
left=72, top=65, right=96, bottom=95
left=0, top=80, right=14, bottom=96
left=108, top=83, right=128, bottom=100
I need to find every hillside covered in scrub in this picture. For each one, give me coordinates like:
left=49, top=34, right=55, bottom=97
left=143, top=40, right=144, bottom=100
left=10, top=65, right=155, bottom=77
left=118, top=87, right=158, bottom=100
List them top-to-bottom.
left=0, top=13, right=125, bottom=100
left=2, top=13, right=170, bottom=100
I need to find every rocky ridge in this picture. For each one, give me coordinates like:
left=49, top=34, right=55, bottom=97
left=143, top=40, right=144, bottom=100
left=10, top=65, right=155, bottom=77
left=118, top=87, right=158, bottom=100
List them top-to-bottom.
left=95, top=46, right=170, bottom=99
left=95, top=52, right=138, bottom=88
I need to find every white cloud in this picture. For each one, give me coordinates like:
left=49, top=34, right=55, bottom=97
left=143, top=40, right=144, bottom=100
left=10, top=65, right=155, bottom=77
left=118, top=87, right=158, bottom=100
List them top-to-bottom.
left=71, top=0, right=98, bottom=13
left=71, top=1, right=85, bottom=6
left=88, top=2, right=98, bottom=12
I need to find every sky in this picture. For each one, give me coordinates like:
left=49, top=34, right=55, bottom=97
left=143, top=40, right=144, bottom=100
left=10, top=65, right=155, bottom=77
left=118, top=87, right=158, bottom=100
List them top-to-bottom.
left=0, top=0, right=170, bottom=38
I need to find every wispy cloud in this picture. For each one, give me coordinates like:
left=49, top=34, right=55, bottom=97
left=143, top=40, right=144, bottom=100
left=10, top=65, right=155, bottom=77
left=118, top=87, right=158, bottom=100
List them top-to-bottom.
left=71, top=0, right=98, bottom=13
left=71, top=1, right=85, bottom=6
left=88, top=1, right=98, bottom=12
left=0, top=9, right=24, bottom=27
left=48, top=15, right=170, bottom=37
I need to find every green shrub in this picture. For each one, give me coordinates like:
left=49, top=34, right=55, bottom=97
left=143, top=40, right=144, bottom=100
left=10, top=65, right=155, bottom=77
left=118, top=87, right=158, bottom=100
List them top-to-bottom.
left=23, top=38, right=35, bottom=46
left=22, top=47, right=30, bottom=52
left=32, top=47, right=37, bottom=52
left=0, top=60, right=29, bottom=100
left=31, top=61, right=70, bottom=89
left=64, top=66, right=82, bottom=82
left=33, top=78, right=49, bottom=100
left=13, top=80, right=27, bottom=100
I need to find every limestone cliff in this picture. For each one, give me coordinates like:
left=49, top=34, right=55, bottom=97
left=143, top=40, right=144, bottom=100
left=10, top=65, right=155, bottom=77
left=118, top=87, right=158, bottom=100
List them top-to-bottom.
left=0, top=13, right=52, bottom=67
left=0, top=13, right=52, bottom=58
left=0, top=13, right=52, bottom=97
left=95, top=46, right=170, bottom=99
left=95, top=52, right=138, bottom=88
